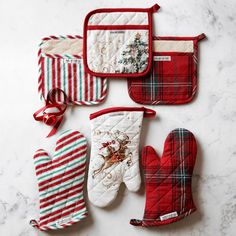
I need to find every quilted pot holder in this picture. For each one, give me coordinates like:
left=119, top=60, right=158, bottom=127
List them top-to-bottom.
left=83, top=4, right=160, bottom=78
left=128, top=33, right=206, bottom=104
left=38, top=35, right=108, bottom=105
left=87, top=107, right=156, bottom=207
left=130, top=128, right=197, bottom=227
left=30, top=130, right=88, bottom=231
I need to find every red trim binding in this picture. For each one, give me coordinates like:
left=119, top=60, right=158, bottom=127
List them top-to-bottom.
left=83, top=4, right=160, bottom=78
left=87, top=25, right=149, bottom=30
left=153, top=33, right=206, bottom=41
left=90, top=107, right=156, bottom=120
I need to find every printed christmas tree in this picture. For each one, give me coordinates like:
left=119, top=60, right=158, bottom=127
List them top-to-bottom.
left=118, top=33, right=148, bottom=73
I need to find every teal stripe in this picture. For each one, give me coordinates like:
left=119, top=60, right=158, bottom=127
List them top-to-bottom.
left=59, top=35, right=66, bottom=39
left=64, top=54, right=73, bottom=59
left=47, top=58, right=50, bottom=93
left=63, top=60, right=66, bottom=92
left=79, top=62, right=82, bottom=101
left=96, top=78, right=99, bottom=100
left=59, top=129, right=72, bottom=136
left=53, top=140, right=86, bottom=158
left=34, top=157, right=50, bottom=165
left=38, top=157, right=86, bottom=181
left=39, top=176, right=84, bottom=198
left=40, top=194, right=83, bottom=215
left=73, top=208, right=87, bottom=219
left=71, top=209, right=87, bottom=219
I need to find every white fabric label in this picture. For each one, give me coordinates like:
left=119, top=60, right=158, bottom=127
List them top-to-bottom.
left=153, top=56, right=171, bottom=61
left=63, top=58, right=81, bottom=64
left=160, top=211, right=178, bottom=221
left=56, top=216, right=71, bottom=225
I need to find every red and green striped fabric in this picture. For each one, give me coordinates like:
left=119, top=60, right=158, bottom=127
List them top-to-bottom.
left=38, top=35, right=108, bottom=105
left=31, top=130, right=88, bottom=231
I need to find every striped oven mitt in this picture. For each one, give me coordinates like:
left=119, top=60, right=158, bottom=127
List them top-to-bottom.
left=130, top=128, right=197, bottom=226
left=30, top=130, right=88, bottom=231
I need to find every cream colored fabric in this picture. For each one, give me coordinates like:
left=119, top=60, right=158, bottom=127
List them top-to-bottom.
left=88, top=12, right=148, bottom=25
left=42, top=39, right=83, bottom=55
left=153, top=40, right=194, bottom=53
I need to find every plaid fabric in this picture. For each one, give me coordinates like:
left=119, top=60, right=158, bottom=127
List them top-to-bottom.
left=128, top=35, right=205, bottom=105
left=130, top=128, right=197, bottom=227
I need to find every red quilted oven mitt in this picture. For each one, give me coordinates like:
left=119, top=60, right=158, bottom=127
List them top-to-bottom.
left=130, top=128, right=197, bottom=226
left=30, top=130, right=88, bottom=231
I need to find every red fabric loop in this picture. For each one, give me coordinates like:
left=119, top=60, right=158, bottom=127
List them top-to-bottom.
left=150, top=3, right=160, bottom=13
left=196, top=33, right=206, bottom=41
left=33, top=88, right=68, bottom=137
left=143, top=108, right=156, bottom=118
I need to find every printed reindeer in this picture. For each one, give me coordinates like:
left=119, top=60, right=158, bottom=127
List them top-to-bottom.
left=92, top=131, right=133, bottom=179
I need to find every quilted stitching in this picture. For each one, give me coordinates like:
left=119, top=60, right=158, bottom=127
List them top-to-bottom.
left=85, top=11, right=151, bottom=74
left=88, top=12, right=148, bottom=25
left=87, top=30, right=149, bottom=73
left=38, top=36, right=108, bottom=105
left=128, top=37, right=202, bottom=105
left=87, top=110, right=144, bottom=207
left=130, top=128, right=197, bottom=227
left=31, top=130, right=88, bottom=231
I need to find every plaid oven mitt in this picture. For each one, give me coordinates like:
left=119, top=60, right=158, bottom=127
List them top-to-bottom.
left=130, top=128, right=197, bottom=226
left=30, top=130, right=88, bottom=231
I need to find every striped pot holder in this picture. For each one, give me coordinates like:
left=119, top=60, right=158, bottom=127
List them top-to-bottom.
left=83, top=4, right=160, bottom=78
left=128, top=34, right=206, bottom=104
left=38, top=35, right=108, bottom=105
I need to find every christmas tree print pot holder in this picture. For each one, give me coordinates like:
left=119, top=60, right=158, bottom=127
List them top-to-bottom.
left=83, top=4, right=160, bottom=78
left=128, top=34, right=206, bottom=104
left=38, top=35, right=108, bottom=105
left=130, top=128, right=197, bottom=227
left=30, top=130, right=88, bottom=231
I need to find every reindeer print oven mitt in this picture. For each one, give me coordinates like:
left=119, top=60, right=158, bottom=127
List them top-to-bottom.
left=87, top=107, right=156, bottom=207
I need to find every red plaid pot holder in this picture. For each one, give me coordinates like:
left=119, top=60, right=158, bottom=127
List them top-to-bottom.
left=83, top=4, right=160, bottom=78
left=128, top=34, right=206, bottom=104
left=130, top=128, right=197, bottom=227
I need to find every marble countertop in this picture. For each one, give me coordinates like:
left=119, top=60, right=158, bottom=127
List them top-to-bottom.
left=0, top=0, right=236, bottom=235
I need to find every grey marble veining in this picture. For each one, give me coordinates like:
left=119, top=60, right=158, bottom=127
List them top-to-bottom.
left=0, top=0, right=236, bottom=235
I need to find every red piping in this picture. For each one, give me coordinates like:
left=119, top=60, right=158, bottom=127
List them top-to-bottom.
left=90, top=107, right=156, bottom=120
